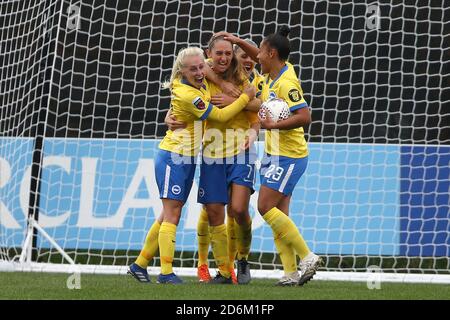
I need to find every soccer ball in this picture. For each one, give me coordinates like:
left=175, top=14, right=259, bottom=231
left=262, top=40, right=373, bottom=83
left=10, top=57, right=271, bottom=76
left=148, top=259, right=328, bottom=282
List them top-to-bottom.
left=258, top=98, right=291, bottom=122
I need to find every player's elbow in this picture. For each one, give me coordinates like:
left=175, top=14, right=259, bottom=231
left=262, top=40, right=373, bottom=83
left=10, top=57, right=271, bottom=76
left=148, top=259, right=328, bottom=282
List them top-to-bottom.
left=293, top=108, right=311, bottom=127
left=303, top=110, right=312, bottom=126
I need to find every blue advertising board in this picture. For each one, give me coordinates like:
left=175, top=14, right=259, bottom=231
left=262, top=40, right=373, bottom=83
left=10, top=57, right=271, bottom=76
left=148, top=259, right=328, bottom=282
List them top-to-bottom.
left=0, top=138, right=448, bottom=256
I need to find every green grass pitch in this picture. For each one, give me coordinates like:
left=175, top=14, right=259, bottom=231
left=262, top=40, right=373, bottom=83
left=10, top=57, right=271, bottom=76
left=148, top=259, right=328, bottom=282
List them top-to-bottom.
left=1, top=272, right=449, bottom=300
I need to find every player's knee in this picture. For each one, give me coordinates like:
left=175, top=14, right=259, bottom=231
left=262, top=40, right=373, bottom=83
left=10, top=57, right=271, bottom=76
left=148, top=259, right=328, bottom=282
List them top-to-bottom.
left=257, top=201, right=271, bottom=216
left=162, top=202, right=183, bottom=222
left=229, top=204, right=248, bottom=219
left=205, top=206, right=224, bottom=225
left=163, top=208, right=182, bottom=225
left=234, top=213, right=251, bottom=226
left=164, top=214, right=181, bottom=226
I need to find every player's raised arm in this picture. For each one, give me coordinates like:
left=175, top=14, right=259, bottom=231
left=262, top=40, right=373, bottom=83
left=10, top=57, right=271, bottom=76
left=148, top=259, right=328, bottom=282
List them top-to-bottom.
left=215, top=31, right=260, bottom=62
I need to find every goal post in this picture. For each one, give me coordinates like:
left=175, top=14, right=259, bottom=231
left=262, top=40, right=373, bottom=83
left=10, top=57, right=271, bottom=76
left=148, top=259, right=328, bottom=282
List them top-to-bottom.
left=1, top=0, right=449, bottom=284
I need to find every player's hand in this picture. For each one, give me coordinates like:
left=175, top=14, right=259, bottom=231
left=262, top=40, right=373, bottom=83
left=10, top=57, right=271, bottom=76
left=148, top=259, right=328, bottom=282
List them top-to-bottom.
left=214, top=31, right=240, bottom=44
left=220, top=81, right=241, bottom=98
left=243, top=85, right=256, bottom=100
left=211, top=93, right=237, bottom=108
left=165, top=114, right=186, bottom=131
left=259, top=114, right=277, bottom=129
left=240, top=128, right=258, bottom=150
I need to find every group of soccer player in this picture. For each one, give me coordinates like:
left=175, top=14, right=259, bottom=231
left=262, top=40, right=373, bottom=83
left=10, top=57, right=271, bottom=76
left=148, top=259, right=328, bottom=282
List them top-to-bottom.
left=128, top=26, right=323, bottom=286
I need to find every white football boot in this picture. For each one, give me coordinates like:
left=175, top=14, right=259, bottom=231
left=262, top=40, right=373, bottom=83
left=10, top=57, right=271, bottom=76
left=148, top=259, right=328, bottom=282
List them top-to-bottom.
left=298, top=252, right=323, bottom=286
left=276, top=271, right=300, bottom=286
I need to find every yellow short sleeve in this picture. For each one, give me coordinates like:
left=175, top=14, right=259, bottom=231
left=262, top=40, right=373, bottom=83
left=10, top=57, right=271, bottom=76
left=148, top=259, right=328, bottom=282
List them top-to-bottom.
left=278, top=80, right=308, bottom=112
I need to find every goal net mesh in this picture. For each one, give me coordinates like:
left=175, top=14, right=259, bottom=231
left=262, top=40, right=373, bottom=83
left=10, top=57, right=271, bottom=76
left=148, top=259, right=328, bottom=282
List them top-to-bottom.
left=1, top=0, right=449, bottom=277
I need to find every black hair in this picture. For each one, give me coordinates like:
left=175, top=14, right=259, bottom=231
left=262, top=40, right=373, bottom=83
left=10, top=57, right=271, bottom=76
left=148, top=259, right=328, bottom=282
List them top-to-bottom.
left=263, top=26, right=291, bottom=60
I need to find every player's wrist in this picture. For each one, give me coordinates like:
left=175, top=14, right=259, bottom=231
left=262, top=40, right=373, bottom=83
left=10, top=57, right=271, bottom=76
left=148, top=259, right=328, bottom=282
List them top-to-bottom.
left=234, top=36, right=244, bottom=46
left=240, top=92, right=251, bottom=103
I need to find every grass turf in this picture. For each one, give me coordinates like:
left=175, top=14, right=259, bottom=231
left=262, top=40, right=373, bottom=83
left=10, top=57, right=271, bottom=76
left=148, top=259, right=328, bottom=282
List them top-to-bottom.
left=1, top=272, right=449, bottom=300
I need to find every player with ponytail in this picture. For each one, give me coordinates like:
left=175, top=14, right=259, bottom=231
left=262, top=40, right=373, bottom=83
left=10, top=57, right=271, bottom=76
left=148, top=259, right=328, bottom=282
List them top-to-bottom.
left=219, top=27, right=322, bottom=286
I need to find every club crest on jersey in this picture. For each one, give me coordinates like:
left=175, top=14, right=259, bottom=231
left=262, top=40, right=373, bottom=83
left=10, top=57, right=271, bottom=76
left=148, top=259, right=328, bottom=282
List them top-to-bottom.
left=288, top=88, right=301, bottom=102
left=269, top=91, right=277, bottom=99
left=193, top=97, right=206, bottom=110
left=172, top=185, right=181, bottom=195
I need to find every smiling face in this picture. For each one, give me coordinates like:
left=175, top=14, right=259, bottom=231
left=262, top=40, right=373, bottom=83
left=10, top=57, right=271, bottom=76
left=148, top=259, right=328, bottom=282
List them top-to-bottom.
left=208, top=39, right=233, bottom=74
left=256, top=40, right=273, bottom=75
left=235, top=47, right=256, bottom=77
left=181, top=55, right=205, bottom=89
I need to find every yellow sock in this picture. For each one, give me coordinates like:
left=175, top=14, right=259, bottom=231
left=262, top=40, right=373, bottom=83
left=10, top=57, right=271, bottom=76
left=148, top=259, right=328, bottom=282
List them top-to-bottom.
left=197, top=207, right=210, bottom=267
left=263, top=207, right=310, bottom=260
left=227, top=216, right=237, bottom=269
left=235, top=219, right=252, bottom=261
left=135, top=220, right=161, bottom=268
left=159, top=222, right=177, bottom=275
left=209, top=224, right=230, bottom=278
left=273, top=231, right=297, bottom=274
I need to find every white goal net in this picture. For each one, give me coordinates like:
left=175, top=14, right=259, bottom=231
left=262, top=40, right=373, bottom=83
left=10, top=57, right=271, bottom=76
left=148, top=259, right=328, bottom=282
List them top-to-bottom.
left=1, top=0, right=449, bottom=283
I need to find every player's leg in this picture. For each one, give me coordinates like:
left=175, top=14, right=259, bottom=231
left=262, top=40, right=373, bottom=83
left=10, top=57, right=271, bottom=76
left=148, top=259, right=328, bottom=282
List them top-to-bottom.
left=128, top=150, right=172, bottom=282
left=153, top=150, right=196, bottom=284
left=227, top=151, right=255, bottom=284
left=259, top=154, right=319, bottom=285
left=259, top=155, right=311, bottom=260
left=271, top=156, right=322, bottom=285
left=198, top=158, right=232, bottom=284
left=229, top=183, right=252, bottom=284
left=258, top=185, right=304, bottom=285
left=259, top=192, right=311, bottom=261
left=277, top=195, right=290, bottom=214
left=273, top=196, right=299, bottom=286
left=157, top=198, right=184, bottom=284
left=205, top=203, right=232, bottom=284
left=196, top=205, right=212, bottom=282
left=226, top=205, right=238, bottom=284
left=128, top=212, right=162, bottom=282
left=134, top=213, right=162, bottom=265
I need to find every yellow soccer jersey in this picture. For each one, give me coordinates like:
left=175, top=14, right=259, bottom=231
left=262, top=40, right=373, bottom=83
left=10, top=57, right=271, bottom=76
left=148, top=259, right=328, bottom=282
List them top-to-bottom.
left=260, top=62, right=309, bottom=158
left=245, top=72, right=265, bottom=125
left=251, top=72, right=265, bottom=99
left=159, top=78, right=212, bottom=156
left=203, top=79, right=252, bottom=158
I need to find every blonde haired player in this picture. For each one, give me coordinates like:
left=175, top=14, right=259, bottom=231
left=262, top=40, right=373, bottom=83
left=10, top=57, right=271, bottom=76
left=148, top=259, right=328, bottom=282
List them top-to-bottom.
left=219, top=27, right=323, bottom=286
left=164, top=36, right=261, bottom=284
left=234, top=39, right=265, bottom=103
left=127, top=47, right=255, bottom=283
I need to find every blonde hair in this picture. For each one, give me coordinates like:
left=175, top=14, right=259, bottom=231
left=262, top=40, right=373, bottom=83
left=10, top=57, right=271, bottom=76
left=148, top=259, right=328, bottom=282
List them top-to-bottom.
left=207, top=35, right=246, bottom=86
left=233, top=38, right=258, bottom=53
left=233, top=39, right=261, bottom=79
left=162, top=47, right=205, bottom=90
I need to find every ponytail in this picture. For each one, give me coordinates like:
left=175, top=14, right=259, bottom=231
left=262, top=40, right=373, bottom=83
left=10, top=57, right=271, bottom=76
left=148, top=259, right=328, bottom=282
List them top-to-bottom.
left=264, top=26, right=291, bottom=61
